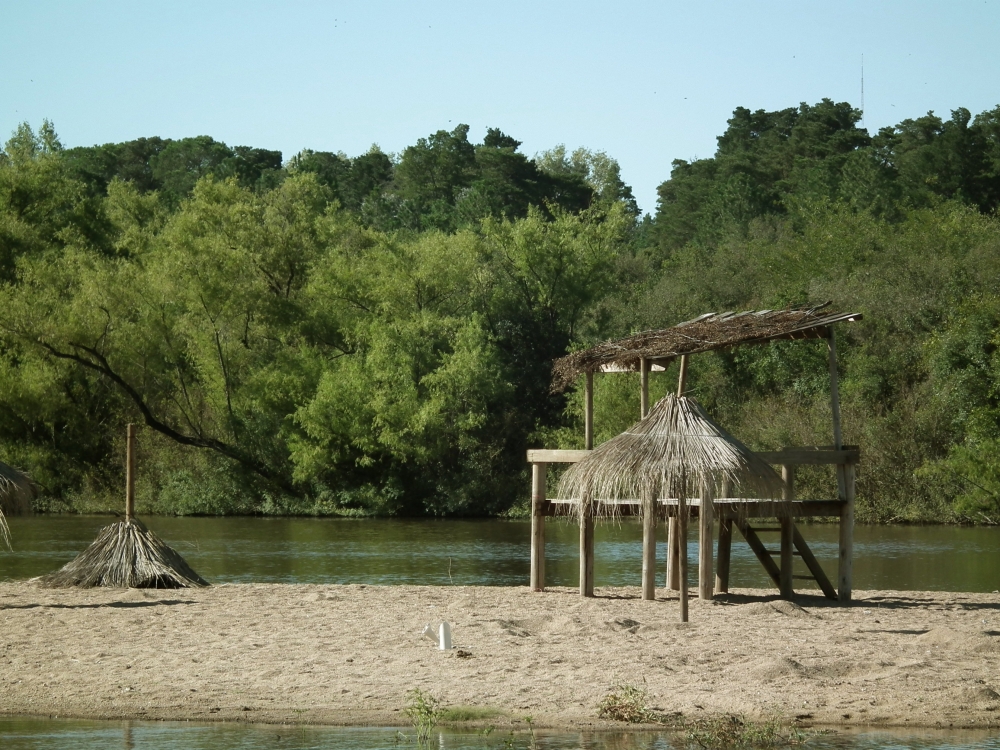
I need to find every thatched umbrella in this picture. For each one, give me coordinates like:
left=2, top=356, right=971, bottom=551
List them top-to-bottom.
left=557, top=394, right=784, bottom=621
left=39, top=424, right=207, bottom=589
left=0, top=461, right=39, bottom=550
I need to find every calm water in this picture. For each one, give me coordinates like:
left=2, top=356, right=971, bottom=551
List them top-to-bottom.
left=2, top=516, right=999, bottom=593
left=0, top=718, right=998, bottom=750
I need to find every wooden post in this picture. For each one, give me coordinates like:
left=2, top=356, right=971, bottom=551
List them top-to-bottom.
left=827, top=329, right=843, bottom=450
left=676, top=354, right=689, bottom=397
left=640, top=357, right=650, bottom=418
left=584, top=371, right=594, bottom=451
left=125, top=423, right=136, bottom=522
left=530, top=463, right=547, bottom=592
left=779, top=464, right=795, bottom=599
left=838, top=464, right=855, bottom=602
left=698, top=477, right=714, bottom=600
left=716, top=478, right=732, bottom=593
left=641, top=488, right=656, bottom=600
left=677, top=490, right=689, bottom=622
left=580, top=494, right=595, bottom=597
left=666, top=517, right=680, bottom=590
left=716, top=519, right=732, bottom=594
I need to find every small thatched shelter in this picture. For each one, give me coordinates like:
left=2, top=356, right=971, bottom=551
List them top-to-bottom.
left=557, top=395, right=784, bottom=621
left=39, top=424, right=207, bottom=589
left=0, top=461, right=39, bottom=549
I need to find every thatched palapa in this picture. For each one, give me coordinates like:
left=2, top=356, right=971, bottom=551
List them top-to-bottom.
left=551, top=304, right=862, bottom=392
left=557, top=394, right=785, bottom=515
left=0, top=461, right=39, bottom=550
left=38, top=517, right=208, bottom=588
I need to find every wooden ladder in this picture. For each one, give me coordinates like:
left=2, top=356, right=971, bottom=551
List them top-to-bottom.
left=735, top=521, right=837, bottom=600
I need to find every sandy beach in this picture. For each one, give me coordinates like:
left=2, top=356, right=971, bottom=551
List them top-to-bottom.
left=1, top=582, right=998, bottom=730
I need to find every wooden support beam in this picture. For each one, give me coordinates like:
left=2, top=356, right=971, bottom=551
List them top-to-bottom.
left=828, top=328, right=843, bottom=450
left=676, top=354, right=689, bottom=397
left=640, top=357, right=650, bottom=419
left=584, top=371, right=594, bottom=451
left=126, top=423, right=136, bottom=522
left=755, top=448, right=860, bottom=466
left=526, top=449, right=591, bottom=464
left=530, top=462, right=547, bottom=592
left=838, top=464, right=855, bottom=603
left=779, top=465, right=795, bottom=599
left=698, top=478, right=714, bottom=600
left=641, top=489, right=656, bottom=600
left=677, top=491, right=689, bottom=622
left=580, top=495, right=595, bottom=597
left=666, top=517, right=680, bottom=591
left=716, top=519, right=732, bottom=594
left=735, top=521, right=781, bottom=587
left=792, top=525, right=837, bottom=600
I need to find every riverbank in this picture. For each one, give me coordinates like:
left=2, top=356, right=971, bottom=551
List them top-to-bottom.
left=1, top=583, right=998, bottom=730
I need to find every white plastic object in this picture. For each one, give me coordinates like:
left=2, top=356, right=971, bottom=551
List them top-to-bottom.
left=438, top=621, right=452, bottom=650
left=422, top=623, right=437, bottom=643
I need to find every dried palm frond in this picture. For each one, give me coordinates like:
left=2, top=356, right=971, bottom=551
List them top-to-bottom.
left=551, top=305, right=862, bottom=392
left=557, top=395, right=784, bottom=518
left=0, top=461, right=39, bottom=550
left=38, top=518, right=208, bottom=589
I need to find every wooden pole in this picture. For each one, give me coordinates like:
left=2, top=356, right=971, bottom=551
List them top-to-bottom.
left=828, top=329, right=843, bottom=450
left=676, top=355, right=689, bottom=397
left=640, top=357, right=650, bottom=418
left=584, top=370, right=595, bottom=451
left=125, top=423, right=136, bottom=522
left=530, top=463, right=547, bottom=592
left=779, top=464, right=795, bottom=599
left=838, top=464, right=855, bottom=602
left=698, top=477, right=714, bottom=600
left=716, top=478, right=732, bottom=593
left=641, top=488, right=656, bottom=600
left=677, top=489, right=689, bottom=622
left=580, top=494, right=595, bottom=597
left=666, top=517, right=680, bottom=590
left=716, top=519, right=732, bottom=594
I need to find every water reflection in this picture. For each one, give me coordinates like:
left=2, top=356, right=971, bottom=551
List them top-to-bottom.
left=2, top=516, right=1000, bottom=593
left=0, top=718, right=998, bottom=750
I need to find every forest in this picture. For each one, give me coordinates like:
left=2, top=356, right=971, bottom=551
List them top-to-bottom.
left=2, top=98, right=1000, bottom=523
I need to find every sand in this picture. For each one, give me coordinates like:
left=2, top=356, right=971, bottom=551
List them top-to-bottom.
left=1, top=583, right=998, bottom=730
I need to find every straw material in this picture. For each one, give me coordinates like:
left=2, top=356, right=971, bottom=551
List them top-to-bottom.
left=551, top=305, right=862, bottom=392
left=557, top=395, right=784, bottom=518
left=0, top=461, right=38, bottom=550
left=38, top=518, right=208, bottom=589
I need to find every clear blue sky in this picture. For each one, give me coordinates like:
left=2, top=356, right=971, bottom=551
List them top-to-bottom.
left=3, top=1, right=999, bottom=214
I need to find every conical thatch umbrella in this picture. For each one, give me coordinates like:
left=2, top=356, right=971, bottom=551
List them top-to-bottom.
left=558, top=395, right=784, bottom=621
left=39, top=425, right=207, bottom=589
left=0, top=461, right=39, bottom=550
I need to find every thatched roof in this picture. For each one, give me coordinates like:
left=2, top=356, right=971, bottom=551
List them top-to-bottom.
left=551, top=304, right=862, bottom=392
left=557, top=395, right=784, bottom=516
left=0, top=461, right=38, bottom=549
left=38, top=518, right=208, bottom=589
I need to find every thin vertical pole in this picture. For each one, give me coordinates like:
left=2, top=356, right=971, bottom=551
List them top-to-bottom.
left=828, top=329, right=843, bottom=450
left=676, top=355, right=689, bottom=397
left=640, top=357, right=650, bottom=418
left=584, top=371, right=594, bottom=450
left=125, top=423, right=136, bottom=522
left=530, top=463, right=547, bottom=592
left=838, top=464, right=855, bottom=602
left=779, top=465, right=795, bottom=599
left=698, top=477, right=714, bottom=600
left=641, top=488, right=656, bottom=600
left=677, top=489, right=689, bottom=622
left=580, top=494, right=595, bottom=597
left=666, top=517, right=679, bottom=590
left=716, top=519, right=732, bottom=594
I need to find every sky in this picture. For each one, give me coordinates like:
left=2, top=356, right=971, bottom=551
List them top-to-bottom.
left=2, top=1, right=999, bottom=214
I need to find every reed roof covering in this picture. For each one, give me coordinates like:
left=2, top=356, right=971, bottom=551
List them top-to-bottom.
left=551, top=304, right=862, bottom=392
left=557, top=395, right=784, bottom=517
left=0, top=461, right=38, bottom=549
